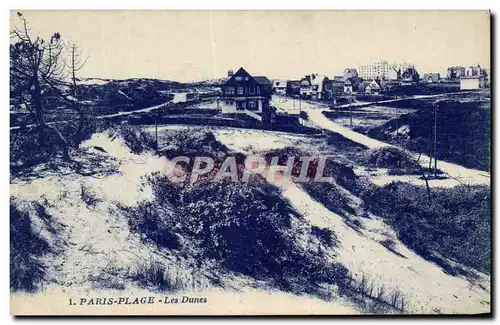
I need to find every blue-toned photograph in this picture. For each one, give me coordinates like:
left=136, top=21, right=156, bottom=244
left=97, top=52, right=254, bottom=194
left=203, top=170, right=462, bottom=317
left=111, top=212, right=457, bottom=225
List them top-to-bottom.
left=9, top=10, right=491, bottom=316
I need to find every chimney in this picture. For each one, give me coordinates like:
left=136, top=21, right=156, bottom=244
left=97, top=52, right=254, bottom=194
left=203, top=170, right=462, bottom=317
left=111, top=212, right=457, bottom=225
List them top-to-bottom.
left=228, top=69, right=234, bottom=77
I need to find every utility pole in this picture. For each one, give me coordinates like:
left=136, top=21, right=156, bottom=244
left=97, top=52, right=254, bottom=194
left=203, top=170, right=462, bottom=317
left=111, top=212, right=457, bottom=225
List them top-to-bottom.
left=155, top=92, right=168, bottom=150
left=299, top=96, right=302, bottom=113
left=433, top=103, right=438, bottom=178
left=350, top=104, right=353, bottom=127
left=395, top=106, right=399, bottom=143
left=155, top=109, right=159, bottom=150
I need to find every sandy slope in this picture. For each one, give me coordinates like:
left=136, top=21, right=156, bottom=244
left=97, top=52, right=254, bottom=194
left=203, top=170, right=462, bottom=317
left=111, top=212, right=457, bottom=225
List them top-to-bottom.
left=210, top=126, right=491, bottom=314
left=10, top=127, right=490, bottom=314
left=10, top=132, right=362, bottom=315
left=10, top=134, right=179, bottom=291
left=279, top=183, right=490, bottom=314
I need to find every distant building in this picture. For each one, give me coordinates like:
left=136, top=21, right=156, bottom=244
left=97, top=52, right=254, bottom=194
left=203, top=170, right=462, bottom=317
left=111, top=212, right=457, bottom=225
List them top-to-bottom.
left=358, top=61, right=415, bottom=80
left=358, top=61, right=389, bottom=80
left=464, top=64, right=488, bottom=80
left=458, top=65, right=488, bottom=89
left=465, top=65, right=481, bottom=77
left=446, top=66, right=466, bottom=80
left=220, top=67, right=272, bottom=123
left=401, top=67, right=420, bottom=83
left=341, top=68, right=361, bottom=94
left=343, top=68, right=359, bottom=81
left=387, top=68, right=400, bottom=81
left=299, top=73, right=332, bottom=100
left=422, top=73, right=441, bottom=83
left=460, top=75, right=485, bottom=90
left=333, top=76, right=344, bottom=82
left=343, top=78, right=361, bottom=94
left=272, top=79, right=288, bottom=95
left=344, top=79, right=354, bottom=94
left=364, top=79, right=382, bottom=94
left=286, top=80, right=301, bottom=97
left=331, top=80, right=345, bottom=96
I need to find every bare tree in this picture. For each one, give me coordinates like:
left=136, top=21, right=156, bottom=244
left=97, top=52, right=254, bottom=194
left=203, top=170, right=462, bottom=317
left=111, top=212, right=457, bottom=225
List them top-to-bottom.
left=10, top=12, right=88, bottom=158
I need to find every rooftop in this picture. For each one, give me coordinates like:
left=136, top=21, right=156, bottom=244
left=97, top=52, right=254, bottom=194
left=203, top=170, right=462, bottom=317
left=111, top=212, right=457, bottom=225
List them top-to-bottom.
left=253, top=76, right=272, bottom=85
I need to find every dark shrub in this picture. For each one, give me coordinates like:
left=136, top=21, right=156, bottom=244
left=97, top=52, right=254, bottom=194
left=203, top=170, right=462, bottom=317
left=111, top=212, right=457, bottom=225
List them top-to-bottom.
left=368, top=99, right=490, bottom=171
left=10, top=117, right=113, bottom=170
left=107, top=124, right=157, bottom=154
left=10, top=129, right=66, bottom=167
left=159, top=129, right=230, bottom=160
left=157, top=130, right=246, bottom=184
left=262, top=147, right=356, bottom=190
left=262, top=147, right=304, bottom=178
left=367, top=147, right=419, bottom=169
left=336, top=165, right=357, bottom=190
left=123, top=174, right=349, bottom=289
left=302, top=182, right=355, bottom=219
left=363, top=182, right=491, bottom=274
left=10, top=201, right=51, bottom=292
left=311, top=226, right=336, bottom=247
left=130, top=261, right=189, bottom=292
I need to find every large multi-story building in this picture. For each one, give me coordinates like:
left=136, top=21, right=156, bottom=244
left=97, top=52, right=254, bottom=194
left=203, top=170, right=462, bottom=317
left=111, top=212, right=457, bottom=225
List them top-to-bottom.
left=357, top=61, right=415, bottom=80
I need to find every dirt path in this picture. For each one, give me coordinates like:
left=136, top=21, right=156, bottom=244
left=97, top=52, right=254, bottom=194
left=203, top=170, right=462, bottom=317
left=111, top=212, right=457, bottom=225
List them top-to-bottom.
left=336, top=92, right=464, bottom=109
left=273, top=95, right=490, bottom=186
left=10, top=102, right=168, bottom=131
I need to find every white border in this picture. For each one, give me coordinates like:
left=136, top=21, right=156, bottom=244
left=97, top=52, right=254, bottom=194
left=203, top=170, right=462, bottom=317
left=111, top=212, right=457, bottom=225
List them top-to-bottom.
left=2, top=1, right=497, bottom=324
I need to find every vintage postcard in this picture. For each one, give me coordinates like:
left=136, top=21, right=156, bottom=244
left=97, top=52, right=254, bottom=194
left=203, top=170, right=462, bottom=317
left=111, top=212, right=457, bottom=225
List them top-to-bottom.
left=10, top=10, right=491, bottom=315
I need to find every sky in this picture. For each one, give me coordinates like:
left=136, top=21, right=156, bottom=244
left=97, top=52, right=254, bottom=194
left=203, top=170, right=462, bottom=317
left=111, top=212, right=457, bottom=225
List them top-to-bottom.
left=10, top=10, right=491, bottom=82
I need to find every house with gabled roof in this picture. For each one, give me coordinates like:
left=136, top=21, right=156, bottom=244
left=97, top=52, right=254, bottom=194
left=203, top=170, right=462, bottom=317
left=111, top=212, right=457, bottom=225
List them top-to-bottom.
left=220, top=67, right=272, bottom=123
left=299, top=73, right=332, bottom=100
left=423, top=73, right=441, bottom=83
left=343, top=77, right=362, bottom=94
left=343, top=79, right=354, bottom=94
left=364, top=79, right=382, bottom=94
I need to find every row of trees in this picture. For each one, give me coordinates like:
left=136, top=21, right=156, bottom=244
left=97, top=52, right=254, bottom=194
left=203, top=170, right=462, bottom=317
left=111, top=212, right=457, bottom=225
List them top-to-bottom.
left=10, top=12, right=88, bottom=160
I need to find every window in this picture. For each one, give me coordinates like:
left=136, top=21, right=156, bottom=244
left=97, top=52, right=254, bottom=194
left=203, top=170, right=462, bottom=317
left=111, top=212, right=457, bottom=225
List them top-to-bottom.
left=235, top=76, right=243, bottom=81
left=249, top=85, right=255, bottom=94
left=237, top=86, right=244, bottom=95
left=225, top=87, right=235, bottom=95
left=225, top=100, right=234, bottom=105
left=247, top=100, right=258, bottom=110
left=236, top=101, right=244, bottom=110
